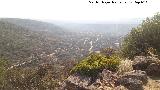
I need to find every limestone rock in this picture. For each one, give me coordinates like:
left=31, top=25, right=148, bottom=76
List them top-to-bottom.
left=132, top=56, right=159, bottom=70
left=132, top=56, right=160, bottom=76
left=146, top=63, right=160, bottom=76
left=62, top=70, right=119, bottom=90
left=116, top=70, right=148, bottom=90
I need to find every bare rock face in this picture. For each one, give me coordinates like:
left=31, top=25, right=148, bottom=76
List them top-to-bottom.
left=132, top=56, right=160, bottom=76
left=62, top=69, right=121, bottom=90
left=116, top=70, right=148, bottom=90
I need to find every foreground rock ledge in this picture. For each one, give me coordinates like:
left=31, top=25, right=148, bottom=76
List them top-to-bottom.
left=62, top=70, right=148, bottom=90
left=62, top=70, right=126, bottom=90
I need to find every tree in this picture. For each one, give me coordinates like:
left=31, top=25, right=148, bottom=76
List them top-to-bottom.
left=121, top=13, right=160, bottom=59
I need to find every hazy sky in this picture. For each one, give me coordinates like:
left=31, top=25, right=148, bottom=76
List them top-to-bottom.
left=0, top=0, right=160, bottom=22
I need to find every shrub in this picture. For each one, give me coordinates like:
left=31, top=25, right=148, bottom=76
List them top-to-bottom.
left=121, top=13, right=160, bottom=59
left=101, top=48, right=116, bottom=57
left=70, top=53, right=120, bottom=77
left=118, top=59, right=133, bottom=75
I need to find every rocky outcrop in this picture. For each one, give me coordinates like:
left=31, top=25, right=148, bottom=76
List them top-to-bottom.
left=63, top=55, right=160, bottom=90
left=132, top=56, right=160, bottom=76
left=132, top=56, right=158, bottom=70
left=62, top=69, right=126, bottom=90
left=62, top=70, right=149, bottom=90
left=116, top=70, right=148, bottom=90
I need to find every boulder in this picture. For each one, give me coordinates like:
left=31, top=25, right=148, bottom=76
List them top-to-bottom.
left=132, top=56, right=159, bottom=70
left=132, top=56, right=160, bottom=76
left=146, top=63, right=160, bottom=76
left=116, top=70, right=148, bottom=90
left=117, top=78, right=143, bottom=90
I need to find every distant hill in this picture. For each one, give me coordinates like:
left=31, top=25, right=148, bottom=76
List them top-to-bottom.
left=0, top=18, right=66, bottom=36
left=0, top=19, right=63, bottom=64
left=49, top=19, right=141, bottom=36
left=56, top=23, right=138, bottom=35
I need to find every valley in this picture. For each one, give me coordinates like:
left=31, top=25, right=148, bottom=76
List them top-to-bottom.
left=0, top=18, right=129, bottom=67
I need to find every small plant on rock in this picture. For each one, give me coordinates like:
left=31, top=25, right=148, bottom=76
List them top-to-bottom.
left=70, top=53, right=120, bottom=77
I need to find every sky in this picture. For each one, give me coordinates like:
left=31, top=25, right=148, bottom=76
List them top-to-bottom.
left=0, top=0, right=160, bottom=23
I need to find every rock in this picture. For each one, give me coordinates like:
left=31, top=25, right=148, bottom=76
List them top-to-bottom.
left=132, top=56, right=159, bottom=70
left=132, top=56, right=160, bottom=76
left=132, top=56, right=149, bottom=70
left=146, top=63, right=160, bottom=76
left=62, top=69, right=119, bottom=90
left=99, top=69, right=119, bottom=86
left=62, top=70, right=148, bottom=90
left=116, top=70, right=148, bottom=90
left=123, top=70, right=148, bottom=84
left=62, top=74, right=92, bottom=90
left=117, top=78, right=143, bottom=90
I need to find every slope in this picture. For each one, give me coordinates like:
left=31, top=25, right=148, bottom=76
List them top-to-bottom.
left=0, top=20, right=58, bottom=64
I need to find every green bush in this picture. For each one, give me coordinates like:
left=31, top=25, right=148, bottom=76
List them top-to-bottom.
left=121, top=13, right=160, bottom=59
left=70, top=53, right=120, bottom=77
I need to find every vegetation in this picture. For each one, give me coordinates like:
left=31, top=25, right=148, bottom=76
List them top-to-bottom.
left=121, top=13, right=160, bottom=59
left=0, top=18, right=65, bottom=35
left=0, top=20, right=58, bottom=64
left=70, top=53, right=120, bottom=77
left=0, top=57, right=8, bottom=89
left=0, top=59, right=77, bottom=90
left=118, top=59, right=133, bottom=75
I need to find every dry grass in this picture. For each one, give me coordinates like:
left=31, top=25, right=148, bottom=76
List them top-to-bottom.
left=118, top=59, right=133, bottom=75
left=143, top=77, right=160, bottom=90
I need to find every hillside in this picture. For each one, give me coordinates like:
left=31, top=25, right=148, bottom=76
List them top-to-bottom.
left=0, top=18, right=66, bottom=36
left=0, top=18, right=122, bottom=64
left=0, top=18, right=135, bottom=90
left=0, top=20, right=59, bottom=64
